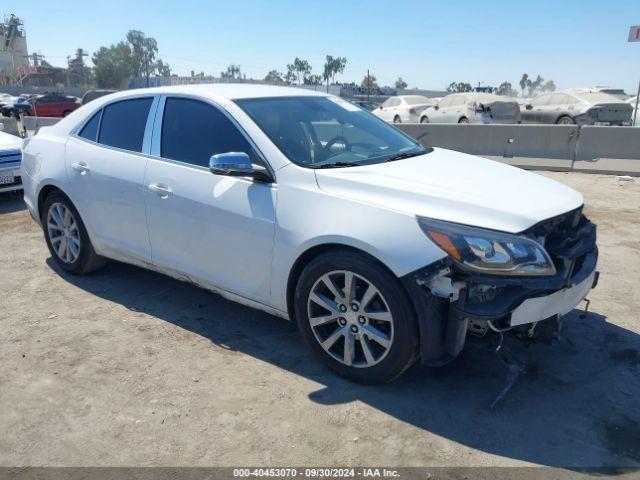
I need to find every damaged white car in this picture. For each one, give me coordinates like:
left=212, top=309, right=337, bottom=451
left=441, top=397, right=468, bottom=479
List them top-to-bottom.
left=21, top=85, right=598, bottom=383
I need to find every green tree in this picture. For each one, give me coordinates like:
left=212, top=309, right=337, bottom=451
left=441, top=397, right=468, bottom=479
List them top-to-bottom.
left=126, top=30, right=158, bottom=86
left=92, top=42, right=137, bottom=88
left=322, top=55, right=347, bottom=92
left=287, top=58, right=311, bottom=85
left=155, top=59, right=171, bottom=76
left=221, top=64, right=242, bottom=82
left=264, top=70, right=285, bottom=84
left=361, top=73, right=378, bottom=89
left=519, top=73, right=529, bottom=97
left=305, top=74, right=323, bottom=85
left=527, top=75, right=544, bottom=97
left=395, top=77, right=408, bottom=91
left=541, top=79, right=556, bottom=93
left=496, top=81, right=518, bottom=97
left=446, top=82, right=472, bottom=93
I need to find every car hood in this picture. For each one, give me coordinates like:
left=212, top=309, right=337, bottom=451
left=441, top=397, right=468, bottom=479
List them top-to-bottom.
left=0, top=131, right=23, bottom=151
left=314, top=148, right=583, bottom=233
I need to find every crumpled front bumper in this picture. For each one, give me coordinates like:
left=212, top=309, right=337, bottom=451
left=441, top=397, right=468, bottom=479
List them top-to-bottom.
left=402, top=212, right=599, bottom=367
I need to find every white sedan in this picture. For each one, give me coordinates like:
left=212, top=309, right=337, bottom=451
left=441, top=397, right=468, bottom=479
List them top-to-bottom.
left=22, top=85, right=598, bottom=383
left=371, top=95, right=435, bottom=123
left=0, top=125, right=23, bottom=193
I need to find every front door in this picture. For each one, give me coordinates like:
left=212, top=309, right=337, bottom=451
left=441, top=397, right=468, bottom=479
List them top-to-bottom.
left=144, top=96, right=276, bottom=304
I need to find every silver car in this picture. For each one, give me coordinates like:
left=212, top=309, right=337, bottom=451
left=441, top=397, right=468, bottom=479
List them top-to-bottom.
left=521, top=90, right=633, bottom=125
left=420, top=93, right=521, bottom=124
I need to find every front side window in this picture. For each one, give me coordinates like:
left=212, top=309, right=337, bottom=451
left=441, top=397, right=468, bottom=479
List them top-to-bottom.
left=236, top=96, right=427, bottom=169
left=161, top=97, right=255, bottom=167
left=98, top=98, right=153, bottom=152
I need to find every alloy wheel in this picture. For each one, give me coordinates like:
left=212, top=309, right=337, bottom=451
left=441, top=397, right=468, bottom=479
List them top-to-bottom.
left=46, top=202, right=81, bottom=264
left=307, top=270, right=394, bottom=368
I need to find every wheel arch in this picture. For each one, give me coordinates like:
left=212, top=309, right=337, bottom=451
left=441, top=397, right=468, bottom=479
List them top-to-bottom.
left=37, top=184, right=67, bottom=222
left=285, top=242, right=407, bottom=323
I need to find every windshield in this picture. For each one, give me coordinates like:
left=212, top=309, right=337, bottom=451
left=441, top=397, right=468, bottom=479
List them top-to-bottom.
left=235, top=96, right=429, bottom=168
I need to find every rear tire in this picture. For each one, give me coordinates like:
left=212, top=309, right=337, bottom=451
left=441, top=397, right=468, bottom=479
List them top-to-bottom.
left=62, top=110, right=72, bottom=117
left=393, top=115, right=402, bottom=124
left=556, top=115, right=575, bottom=125
left=420, top=116, right=429, bottom=124
left=458, top=117, right=469, bottom=124
left=41, top=191, right=107, bottom=275
left=294, top=250, right=419, bottom=384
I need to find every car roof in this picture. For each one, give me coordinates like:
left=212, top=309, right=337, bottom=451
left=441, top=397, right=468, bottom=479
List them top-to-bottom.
left=109, top=83, right=331, bottom=101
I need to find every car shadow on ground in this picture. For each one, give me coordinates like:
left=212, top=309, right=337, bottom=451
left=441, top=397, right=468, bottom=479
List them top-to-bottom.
left=0, top=192, right=26, bottom=214
left=49, top=258, right=640, bottom=469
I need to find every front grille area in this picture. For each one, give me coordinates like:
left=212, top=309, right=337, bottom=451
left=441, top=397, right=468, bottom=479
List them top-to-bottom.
left=0, top=149, right=22, bottom=166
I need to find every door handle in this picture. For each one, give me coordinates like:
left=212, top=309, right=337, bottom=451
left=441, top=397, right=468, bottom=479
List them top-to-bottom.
left=71, top=162, right=90, bottom=174
left=148, top=183, right=172, bottom=198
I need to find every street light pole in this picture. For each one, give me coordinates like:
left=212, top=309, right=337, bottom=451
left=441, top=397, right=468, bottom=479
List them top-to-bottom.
left=634, top=78, right=640, bottom=126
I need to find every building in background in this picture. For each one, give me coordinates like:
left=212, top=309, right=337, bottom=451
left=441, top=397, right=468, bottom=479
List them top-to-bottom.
left=0, top=14, right=29, bottom=84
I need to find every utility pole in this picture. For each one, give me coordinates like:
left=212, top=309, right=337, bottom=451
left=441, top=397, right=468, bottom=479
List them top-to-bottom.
left=628, top=25, right=640, bottom=125
left=367, top=69, right=370, bottom=102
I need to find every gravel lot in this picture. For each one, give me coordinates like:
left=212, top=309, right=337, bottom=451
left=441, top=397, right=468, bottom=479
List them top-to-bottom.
left=0, top=172, right=639, bottom=469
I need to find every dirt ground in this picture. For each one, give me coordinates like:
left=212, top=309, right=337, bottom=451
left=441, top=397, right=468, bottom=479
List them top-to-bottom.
left=0, top=172, right=639, bottom=469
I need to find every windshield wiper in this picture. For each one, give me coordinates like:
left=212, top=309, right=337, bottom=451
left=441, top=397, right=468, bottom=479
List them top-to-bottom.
left=383, top=148, right=430, bottom=163
left=314, top=161, right=364, bottom=169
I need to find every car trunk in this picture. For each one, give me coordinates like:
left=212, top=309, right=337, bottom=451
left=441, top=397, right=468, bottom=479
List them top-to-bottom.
left=590, top=103, right=633, bottom=124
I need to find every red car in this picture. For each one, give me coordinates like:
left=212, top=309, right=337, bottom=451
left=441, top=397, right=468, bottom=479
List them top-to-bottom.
left=24, top=93, right=81, bottom=118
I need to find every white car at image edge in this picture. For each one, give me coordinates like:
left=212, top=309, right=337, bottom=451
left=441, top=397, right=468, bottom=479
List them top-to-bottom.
left=21, top=84, right=598, bottom=383
left=0, top=125, right=23, bottom=193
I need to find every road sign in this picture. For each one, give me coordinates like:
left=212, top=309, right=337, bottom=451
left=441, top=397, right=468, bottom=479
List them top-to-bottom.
left=629, top=25, right=640, bottom=42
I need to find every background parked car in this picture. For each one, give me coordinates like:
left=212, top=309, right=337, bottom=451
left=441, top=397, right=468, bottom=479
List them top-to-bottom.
left=81, top=89, right=117, bottom=105
left=521, top=90, right=633, bottom=125
left=23, top=93, right=81, bottom=117
left=421, top=93, right=521, bottom=124
left=0, top=94, right=34, bottom=117
left=372, top=95, right=435, bottom=123
left=351, top=100, right=379, bottom=112
left=0, top=125, right=23, bottom=193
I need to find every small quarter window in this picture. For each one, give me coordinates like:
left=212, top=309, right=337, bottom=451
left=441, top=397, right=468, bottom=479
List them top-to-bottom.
left=78, top=110, right=101, bottom=142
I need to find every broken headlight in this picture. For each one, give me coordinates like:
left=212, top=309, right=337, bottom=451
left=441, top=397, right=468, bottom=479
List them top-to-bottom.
left=417, top=217, right=556, bottom=276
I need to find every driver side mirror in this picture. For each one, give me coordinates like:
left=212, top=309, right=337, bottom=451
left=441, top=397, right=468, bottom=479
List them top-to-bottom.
left=209, top=152, right=272, bottom=183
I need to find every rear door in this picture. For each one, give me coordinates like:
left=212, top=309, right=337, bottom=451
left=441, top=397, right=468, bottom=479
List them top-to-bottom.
left=65, top=96, right=155, bottom=263
left=143, top=96, right=276, bottom=303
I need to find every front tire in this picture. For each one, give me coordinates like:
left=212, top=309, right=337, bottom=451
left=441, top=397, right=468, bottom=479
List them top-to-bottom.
left=393, top=115, right=402, bottom=124
left=556, top=115, right=575, bottom=125
left=420, top=116, right=429, bottom=124
left=458, top=117, right=469, bottom=124
left=42, top=191, right=107, bottom=275
left=294, top=251, right=419, bottom=384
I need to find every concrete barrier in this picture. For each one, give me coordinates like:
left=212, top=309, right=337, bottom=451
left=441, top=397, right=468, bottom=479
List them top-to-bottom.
left=21, top=116, right=62, bottom=133
left=0, top=117, right=20, bottom=136
left=397, top=123, right=640, bottom=176
left=397, top=124, right=578, bottom=172
left=573, top=126, right=640, bottom=175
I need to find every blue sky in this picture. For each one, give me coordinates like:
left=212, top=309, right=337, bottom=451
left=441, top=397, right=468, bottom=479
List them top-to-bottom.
left=3, top=0, right=640, bottom=93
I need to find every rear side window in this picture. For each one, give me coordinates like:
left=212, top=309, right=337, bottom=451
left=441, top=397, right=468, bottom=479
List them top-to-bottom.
left=161, top=97, right=254, bottom=167
left=98, top=98, right=153, bottom=152
left=78, top=111, right=101, bottom=142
